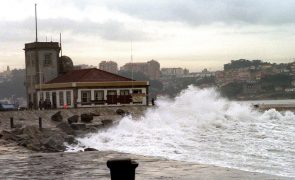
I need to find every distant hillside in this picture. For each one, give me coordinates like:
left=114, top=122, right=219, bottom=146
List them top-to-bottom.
left=224, top=59, right=271, bottom=70
left=0, top=69, right=26, bottom=99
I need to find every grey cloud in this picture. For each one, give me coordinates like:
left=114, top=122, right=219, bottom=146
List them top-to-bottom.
left=102, top=0, right=295, bottom=26
left=0, top=18, right=148, bottom=42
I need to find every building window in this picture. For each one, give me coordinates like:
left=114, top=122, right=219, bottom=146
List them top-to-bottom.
left=44, top=53, right=52, bottom=66
left=132, top=89, right=143, bottom=104
left=133, top=89, right=142, bottom=94
left=94, top=90, right=104, bottom=100
left=94, top=90, right=104, bottom=104
left=107, top=90, right=117, bottom=104
left=107, top=90, right=117, bottom=96
left=119, top=90, right=131, bottom=104
left=120, top=90, right=129, bottom=95
left=59, top=91, right=64, bottom=106
left=66, top=91, right=72, bottom=106
left=81, top=91, right=91, bottom=104
left=40, top=92, right=44, bottom=100
left=45, top=92, right=50, bottom=100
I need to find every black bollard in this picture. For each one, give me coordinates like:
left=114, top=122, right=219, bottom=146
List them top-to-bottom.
left=10, top=117, right=14, bottom=129
left=38, top=117, right=42, bottom=130
left=107, top=158, right=138, bottom=180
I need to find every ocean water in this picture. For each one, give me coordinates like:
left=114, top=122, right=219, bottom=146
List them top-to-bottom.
left=67, top=86, right=295, bottom=177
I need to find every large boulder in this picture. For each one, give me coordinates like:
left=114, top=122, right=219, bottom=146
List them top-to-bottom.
left=116, top=109, right=130, bottom=116
left=116, top=109, right=125, bottom=115
left=51, top=111, right=63, bottom=122
left=90, top=112, right=100, bottom=117
left=81, top=113, right=93, bottom=123
left=67, top=115, right=79, bottom=124
left=101, top=119, right=113, bottom=127
left=56, top=122, right=75, bottom=135
left=70, top=123, right=86, bottom=130
left=1, top=126, right=68, bottom=152
left=2, top=126, right=42, bottom=151
left=37, top=128, right=68, bottom=152
left=1, top=129, right=23, bottom=141
left=41, top=133, right=66, bottom=152
left=65, top=135, right=78, bottom=145
left=84, top=147, right=98, bottom=151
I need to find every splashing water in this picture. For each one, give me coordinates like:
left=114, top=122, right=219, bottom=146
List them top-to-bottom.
left=68, top=86, right=295, bottom=177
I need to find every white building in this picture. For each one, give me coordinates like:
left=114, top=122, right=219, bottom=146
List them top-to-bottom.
left=99, top=61, right=118, bottom=74
left=36, top=68, right=149, bottom=108
left=161, top=68, right=185, bottom=77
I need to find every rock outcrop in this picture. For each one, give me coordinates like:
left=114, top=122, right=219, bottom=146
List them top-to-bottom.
left=116, top=109, right=130, bottom=116
left=51, top=111, right=63, bottom=122
left=81, top=113, right=93, bottom=123
left=67, top=115, right=79, bottom=124
left=101, top=119, right=113, bottom=128
left=56, top=122, right=75, bottom=135
left=70, top=123, right=86, bottom=130
left=0, top=126, right=73, bottom=152
left=84, top=147, right=98, bottom=151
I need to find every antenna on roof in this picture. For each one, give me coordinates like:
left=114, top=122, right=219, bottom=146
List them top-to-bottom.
left=35, top=3, right=38, bottom=42
left=60, top=33, right=63, bottom=57
left=131, top=40, right=134, bottom=81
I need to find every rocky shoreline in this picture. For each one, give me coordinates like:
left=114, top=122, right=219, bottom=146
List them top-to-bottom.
left=0, top=107, right=291, bottom=179
left=0, top=107, right=146, bottom=152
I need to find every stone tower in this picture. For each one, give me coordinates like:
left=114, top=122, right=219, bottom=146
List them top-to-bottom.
left=24, top=42, right=60, bottom=107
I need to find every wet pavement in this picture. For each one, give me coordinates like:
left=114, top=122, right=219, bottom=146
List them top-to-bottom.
left=0, top=151, right=290, bottom=180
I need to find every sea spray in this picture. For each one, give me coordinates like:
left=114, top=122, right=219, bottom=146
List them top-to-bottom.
left=67, top=86, right=295, bottom=177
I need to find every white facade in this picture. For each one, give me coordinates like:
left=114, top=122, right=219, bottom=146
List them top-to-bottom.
left=161, top=68, right=184, bottom=77
left=37, top=87, right=147, bottom=109
left=37, top=90, right=74, bottom=108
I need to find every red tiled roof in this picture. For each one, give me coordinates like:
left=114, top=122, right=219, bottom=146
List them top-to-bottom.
left=46, top=68, right=133, bottom=84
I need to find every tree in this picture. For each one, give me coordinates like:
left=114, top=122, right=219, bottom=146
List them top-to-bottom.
left=0, top=69, right=26, bottom=99
left=219, top=82, right=243, bottom=99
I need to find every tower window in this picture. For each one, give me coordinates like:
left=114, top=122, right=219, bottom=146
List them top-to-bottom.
left=44, top=53, right=52, bottom=66
left=26, top=54, right=31, bottom=66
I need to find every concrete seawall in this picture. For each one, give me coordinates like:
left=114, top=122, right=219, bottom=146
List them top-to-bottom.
left=257, top=104, right=295, bottom=111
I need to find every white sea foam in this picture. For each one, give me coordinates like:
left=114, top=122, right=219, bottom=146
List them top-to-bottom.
left=67, top=86, right=295, bottom=177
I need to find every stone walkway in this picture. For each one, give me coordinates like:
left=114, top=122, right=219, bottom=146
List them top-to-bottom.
left=0, top=151, right=290, bottom=180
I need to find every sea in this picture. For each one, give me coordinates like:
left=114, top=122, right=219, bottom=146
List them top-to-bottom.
left=67, top=86, right=295, bottom=178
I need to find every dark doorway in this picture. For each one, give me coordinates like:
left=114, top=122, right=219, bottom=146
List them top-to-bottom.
left=107, top=90, right=117, bottom=104
left=52, top=92, right=57, bottom=109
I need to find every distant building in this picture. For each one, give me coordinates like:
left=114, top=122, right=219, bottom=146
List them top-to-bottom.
left=121, top=60, right=160, bottom=79
left=147, top=60, right=160, bottom=80
left=99, top=61, right=118, bottom=74
left=290, top=62, right=295, bottom=75
left=74, top=64, right=95, bottom=70
left=0, top=66, right=12, bottom=83
left=37, top=68, right=149, bottom=108
left=161, top=68, right=184, bottom=77
left=181, top=69, right=215, bottom=79
left=243, top=81, right=261, bottom=94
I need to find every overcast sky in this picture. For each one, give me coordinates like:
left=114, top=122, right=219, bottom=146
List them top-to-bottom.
left=1, top=0, right=295, bottom=72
